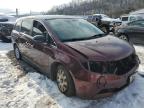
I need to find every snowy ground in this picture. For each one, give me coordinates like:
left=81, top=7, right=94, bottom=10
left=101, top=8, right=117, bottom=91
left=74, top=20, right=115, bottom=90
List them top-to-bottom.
left=0, top=42, right=144, bottom=108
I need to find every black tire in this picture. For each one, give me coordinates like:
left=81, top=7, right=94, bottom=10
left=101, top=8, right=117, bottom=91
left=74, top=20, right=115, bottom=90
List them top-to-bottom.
left=118, top=34, right=129, bottom=42
left=1, top=36, right=11, bottom=43
left=14, top=45, right=21, bottom=60
left=56, top=65, right=75, bottom=96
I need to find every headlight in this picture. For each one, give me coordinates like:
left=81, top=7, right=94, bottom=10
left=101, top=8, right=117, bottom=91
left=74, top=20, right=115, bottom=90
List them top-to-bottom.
left=109, top=22, right=114, bottom=26
left=82, top=61, right=107, bottom=73
left=89, top=61, right=103, bottom=73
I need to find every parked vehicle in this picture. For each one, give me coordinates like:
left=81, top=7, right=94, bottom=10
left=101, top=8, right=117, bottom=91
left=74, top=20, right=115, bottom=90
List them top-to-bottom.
left=87, top=14, right=121, bottom=33
left=120, top=14, right=144, bottom=25
left=0, top=15, right=16, bottom=42
left=11, top=15, right=139, bottom=99
left=115, top=19, right=144, bottom=44
left=0, top=22, right=14, bottom=42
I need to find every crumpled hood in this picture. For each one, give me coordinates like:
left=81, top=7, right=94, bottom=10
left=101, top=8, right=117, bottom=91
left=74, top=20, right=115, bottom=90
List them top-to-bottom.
left=64, top=35, right=134, bottom=61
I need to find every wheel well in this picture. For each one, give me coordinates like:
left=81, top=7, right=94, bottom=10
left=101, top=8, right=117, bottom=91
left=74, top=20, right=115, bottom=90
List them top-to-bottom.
left=13, top=43, right=17, bottom=48
left=50, top=62, right=62, bottom=81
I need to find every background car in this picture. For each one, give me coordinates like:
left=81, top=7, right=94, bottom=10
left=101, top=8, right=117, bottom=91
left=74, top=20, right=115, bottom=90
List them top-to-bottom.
left=0, top=14, right=16, bottom=42
left=87, top=14, right=122, bottom=33
left=120, top=14, right=144, bottom=25
left=11, top=15, right=139, bottom=99
left=116, top=19, right=144, bottom=44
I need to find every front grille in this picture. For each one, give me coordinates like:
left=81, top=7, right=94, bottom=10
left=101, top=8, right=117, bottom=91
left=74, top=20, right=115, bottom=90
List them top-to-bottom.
left=0, top=23, right=14, bottom=35
left=89, top=54, right=137, bottom=75
left=98, top=82, right=128, bottom=94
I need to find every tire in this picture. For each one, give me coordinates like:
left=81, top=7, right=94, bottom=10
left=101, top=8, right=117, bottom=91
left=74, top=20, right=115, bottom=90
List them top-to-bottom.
left=118, top=34, right=129, bottom=42
left=1, top=36, right=11, bottom=43
left=14, top=45, right=21, bottom=60
left=56, top=65, right=75, bottom=96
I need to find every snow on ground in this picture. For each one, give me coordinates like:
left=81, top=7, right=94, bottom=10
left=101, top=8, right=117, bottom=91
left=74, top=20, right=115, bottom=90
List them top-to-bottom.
left=0, top=41, right=12, bottom=56
left=0, top=42, right=144, bottom=108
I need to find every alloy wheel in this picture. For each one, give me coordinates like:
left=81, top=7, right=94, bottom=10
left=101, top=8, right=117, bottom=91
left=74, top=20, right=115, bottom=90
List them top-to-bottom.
left=14, top=46, right=21, bottom=60
left=57, top=68, right=68, bottom=93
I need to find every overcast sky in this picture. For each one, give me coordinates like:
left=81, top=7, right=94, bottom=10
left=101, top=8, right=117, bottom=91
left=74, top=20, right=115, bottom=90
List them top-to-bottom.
left=0, top=0, right=72, bottom=14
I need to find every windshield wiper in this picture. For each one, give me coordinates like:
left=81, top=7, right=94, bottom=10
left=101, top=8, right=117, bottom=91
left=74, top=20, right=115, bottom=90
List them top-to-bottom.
left=90, top=33, right=106, bottom=39
left=62, top=34, right=106, bottom=42
left=62, top=38, right=89, bottom=42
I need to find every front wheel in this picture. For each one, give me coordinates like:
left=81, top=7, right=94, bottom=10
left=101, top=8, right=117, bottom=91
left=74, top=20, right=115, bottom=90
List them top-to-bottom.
left=14, top=45, right=21, bottom=60
left=56, top=65, right=75, bottom=96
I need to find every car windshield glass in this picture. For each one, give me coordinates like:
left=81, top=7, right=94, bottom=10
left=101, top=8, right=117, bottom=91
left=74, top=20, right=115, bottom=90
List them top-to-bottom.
left=102, top=15, right=109, bottom=18
left=46, top=19, right=104, bottom=42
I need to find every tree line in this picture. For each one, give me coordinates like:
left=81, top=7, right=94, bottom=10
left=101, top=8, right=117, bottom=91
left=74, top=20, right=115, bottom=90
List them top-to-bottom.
left=45, top=0, right=144, bottom=17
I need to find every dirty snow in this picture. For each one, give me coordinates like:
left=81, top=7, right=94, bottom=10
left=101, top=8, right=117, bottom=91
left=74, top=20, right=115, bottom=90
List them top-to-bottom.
left=0, top=42, right=144, bottom=108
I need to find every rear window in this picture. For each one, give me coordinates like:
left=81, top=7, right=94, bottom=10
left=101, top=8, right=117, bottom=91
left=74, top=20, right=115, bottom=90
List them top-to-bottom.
left=121, top=17, right=128, bottom=21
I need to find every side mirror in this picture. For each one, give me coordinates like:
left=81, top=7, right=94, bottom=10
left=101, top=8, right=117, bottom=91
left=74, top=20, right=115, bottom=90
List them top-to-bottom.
left=33, top=35, right=46, bottom=43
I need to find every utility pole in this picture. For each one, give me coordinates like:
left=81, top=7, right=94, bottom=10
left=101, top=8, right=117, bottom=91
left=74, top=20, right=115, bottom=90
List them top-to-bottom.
left=16, top=8, right=18, bottom=17
left=30, top=10, right=32, bottom=15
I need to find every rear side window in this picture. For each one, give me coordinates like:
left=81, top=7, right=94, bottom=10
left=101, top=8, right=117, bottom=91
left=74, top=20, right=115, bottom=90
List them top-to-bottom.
left=21, top=19, right=33, bottom=35
left=14, top=20, right=22, bottom=32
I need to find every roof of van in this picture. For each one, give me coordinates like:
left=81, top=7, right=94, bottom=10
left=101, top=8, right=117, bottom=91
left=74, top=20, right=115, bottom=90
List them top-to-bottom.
left=17, top=15, right=82, bottom=21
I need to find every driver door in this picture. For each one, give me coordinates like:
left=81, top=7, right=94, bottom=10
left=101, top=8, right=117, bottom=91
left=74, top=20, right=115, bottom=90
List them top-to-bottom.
left=30, top=20, right=56, bottom=75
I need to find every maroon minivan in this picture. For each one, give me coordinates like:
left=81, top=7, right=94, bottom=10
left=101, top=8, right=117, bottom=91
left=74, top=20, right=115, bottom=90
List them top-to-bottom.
left=11, top=15, right=140, bottom=99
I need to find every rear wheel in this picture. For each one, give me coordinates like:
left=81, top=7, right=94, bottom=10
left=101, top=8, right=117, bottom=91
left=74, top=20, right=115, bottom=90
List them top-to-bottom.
left=14, top=45, right=21, bottom=60
left=56, top=65, right=75, bottom=96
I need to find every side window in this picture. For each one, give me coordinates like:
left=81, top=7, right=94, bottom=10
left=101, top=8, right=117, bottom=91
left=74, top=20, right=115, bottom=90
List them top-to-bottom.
left=87, top=16, right=93, bottom=21
left=129, top=16, right=137, bottom=22
left=21, top=19, right=33, bottom=35
left=14, top=20, right=22, bottom=32
left=128, top=20, right=144, bottom=27
left=136, top=20, right=144, bottom=27
left=32, top=21, right=47, bottom=37
left=32, top=21, right=55, bottom=45
left=140, top=21, right=144, bottom=27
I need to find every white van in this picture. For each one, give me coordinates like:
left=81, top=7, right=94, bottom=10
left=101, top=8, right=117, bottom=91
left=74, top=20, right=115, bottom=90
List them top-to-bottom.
left=120, top=14, right=144, bottom=25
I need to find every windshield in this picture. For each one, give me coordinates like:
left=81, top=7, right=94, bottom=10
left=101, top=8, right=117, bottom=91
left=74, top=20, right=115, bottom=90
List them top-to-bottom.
left=102, top=14, right=110, bottom=18
left=46, top=19, right=104, bottom=42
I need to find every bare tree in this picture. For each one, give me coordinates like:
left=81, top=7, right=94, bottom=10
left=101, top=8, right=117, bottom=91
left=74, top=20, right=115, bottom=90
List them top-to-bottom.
left=46, top=0, right=144, bottom=17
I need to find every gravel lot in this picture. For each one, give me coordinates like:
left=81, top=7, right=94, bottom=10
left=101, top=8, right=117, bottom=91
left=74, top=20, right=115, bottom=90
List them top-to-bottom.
left=0, top=42, right=144, bottom=108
